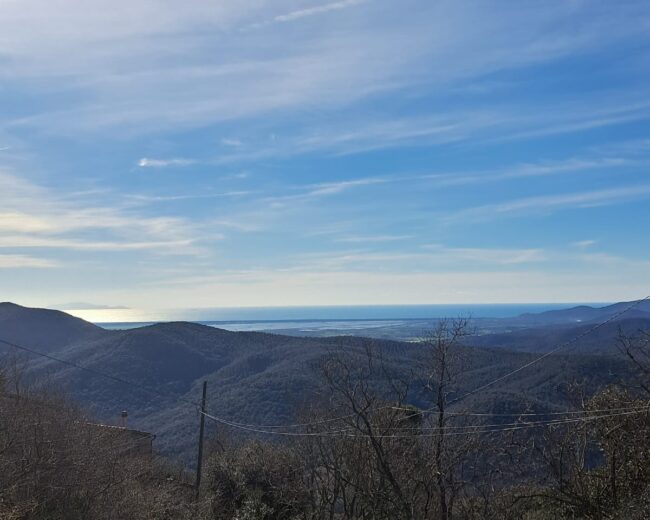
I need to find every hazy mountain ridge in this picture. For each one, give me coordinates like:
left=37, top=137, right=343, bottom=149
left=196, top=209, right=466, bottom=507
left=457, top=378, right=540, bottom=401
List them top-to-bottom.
left=513, top=300, right=650, bottom=326
left=0, top=302, right=644, bottom=461
left=0, top=302, right=106, bottom=352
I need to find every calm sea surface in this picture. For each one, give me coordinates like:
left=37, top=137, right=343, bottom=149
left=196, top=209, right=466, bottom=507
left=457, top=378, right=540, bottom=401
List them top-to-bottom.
left=85, top=303, right=607, bottom=331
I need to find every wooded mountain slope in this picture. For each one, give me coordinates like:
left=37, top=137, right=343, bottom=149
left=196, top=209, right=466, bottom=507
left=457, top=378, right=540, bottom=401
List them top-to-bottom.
left=0, top=302, right=642, bottom=461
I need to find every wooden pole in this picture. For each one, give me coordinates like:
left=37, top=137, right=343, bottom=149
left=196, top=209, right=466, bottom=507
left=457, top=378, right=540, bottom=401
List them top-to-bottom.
left=195, top=380, right=207, bottom=499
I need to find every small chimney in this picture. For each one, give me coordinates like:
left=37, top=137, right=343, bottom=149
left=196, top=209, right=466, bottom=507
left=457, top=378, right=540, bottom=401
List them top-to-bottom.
left=120, top=410, right=128, bottom=428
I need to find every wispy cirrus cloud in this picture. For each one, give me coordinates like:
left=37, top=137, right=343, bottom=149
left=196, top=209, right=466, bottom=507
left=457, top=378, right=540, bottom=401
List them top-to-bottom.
left=246, top=0, right=368, bottom=30
left=273, top=0, right=368, bottom=23
left=4, top=1, right=648, bottom=137
left=2, top=2, right=650, bottom=307
left=237, top=97, right=650, bottom=162
left=220, top=138, right=243, bottom=147
left=243, top=147, right=644, bottom=213
left=424, top=156, right=633, bottom=187
left=137, top=158, right=196, bottom=168
left=0, top=170, right=203, bottom=257
left=264, top=176, right=387, bottom=207
left=307, top=177, right=387, bottom=196
left=448, top=185, right=650, bottom=222
left=124, top=191, right=253, bottom=204
left=0, top=208, right=191, bottom=239
left=336, top=234, right=412, bottom=243
left=0, top=235, right=199, bottom=252
left=572, top=239, right=598, bottom=249
left=285, top=244, right=547, bottom=273
left=422, top=245, right=546, bottom=265
left=0, top=254, right=58, bottom=269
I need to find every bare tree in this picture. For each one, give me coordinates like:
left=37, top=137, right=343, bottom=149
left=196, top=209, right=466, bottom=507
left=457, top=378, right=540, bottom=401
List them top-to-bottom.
left=417, top=318, right=476, bottom=520
left=618, top=328, right=650, bottom=395
left=316, top=342, right=418, bottom=519
left=0, top=357, right=197, bottom=520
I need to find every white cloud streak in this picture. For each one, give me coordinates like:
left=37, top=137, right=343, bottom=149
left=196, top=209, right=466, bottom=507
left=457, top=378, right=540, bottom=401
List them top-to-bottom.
left=247, top=0, right=368, bottom=29
left=275, top=0, right=368, bottom=22
left=196, top=96, right=650, bottom=165
left=220, top=138, right=243, bottom=147
left=425, top=157, right=633, bottom=187
left=138, top=158, right=195, bottom=168
left=0, top=170, right=202, bottom=255
left=263, top=176, right=387, bottom=207
left=449, top=185, right=650, bottom=222
left=124, top=191, right=252, bottom=204
left=336, top=234, right=412, bottom=243
left=0, top=235, right=198, bottom=252
left=572, top=239, right=597, bottom=249
left=281, top=245, right=547, bottom=273
left=422, top=246, right=546, bottom=265
left=0, top=254, right=58, bottom=269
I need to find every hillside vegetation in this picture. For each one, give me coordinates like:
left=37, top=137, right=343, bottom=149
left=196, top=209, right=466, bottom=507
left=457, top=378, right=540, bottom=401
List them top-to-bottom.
left=0, top=303, right=647, bottom=460
left=1, top=317, right=649, bottom=519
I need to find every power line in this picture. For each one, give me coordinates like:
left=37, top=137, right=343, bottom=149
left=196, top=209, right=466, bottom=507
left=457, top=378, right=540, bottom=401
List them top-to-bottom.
left=2, top=295, right=648, bottom=435
left=447, top=295, right=650, bottom=407
left=200, top=296, right=650, bottom=432
left=0, top=333, right=367, bottom=429
left=0, top=334, right=372, bottom=428
left=0, top=337, right=201, bottom=409
left=202, top=403, right=650, bottom=433
left=388, top=404, right=649, bottom=418
left=201, top=405, right=650, bottom=435
left=366, top=406, right=650, bottom=431
left=201, top=408, right=649, bottom=438
left=411, top=409, right=650, bottom=438
left=201, top=410, right=348, bottom=437
left=203, top=411, right=365, bottom=430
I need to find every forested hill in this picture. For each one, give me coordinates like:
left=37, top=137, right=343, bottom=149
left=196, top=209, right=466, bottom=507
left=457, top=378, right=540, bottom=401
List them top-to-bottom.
left=0, top=301, right=105, bottom=351
left=0, top=302, right=643, bottom=461
left=470, top=316, right=650, bottom=354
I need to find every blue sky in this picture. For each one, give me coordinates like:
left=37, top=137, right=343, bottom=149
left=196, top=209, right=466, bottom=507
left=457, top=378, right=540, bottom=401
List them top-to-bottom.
left=1, top=0, right=650, bottom=312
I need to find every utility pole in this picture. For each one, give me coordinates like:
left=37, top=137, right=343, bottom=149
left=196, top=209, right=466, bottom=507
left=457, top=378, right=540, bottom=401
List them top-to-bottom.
left=195, top=380, right=207, bottom=500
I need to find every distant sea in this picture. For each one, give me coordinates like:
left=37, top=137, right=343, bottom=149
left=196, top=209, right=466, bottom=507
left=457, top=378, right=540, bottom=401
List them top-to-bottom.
left=82, top=303, right=608, bottom=332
